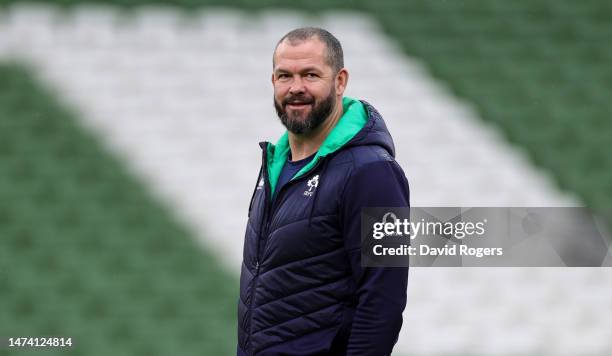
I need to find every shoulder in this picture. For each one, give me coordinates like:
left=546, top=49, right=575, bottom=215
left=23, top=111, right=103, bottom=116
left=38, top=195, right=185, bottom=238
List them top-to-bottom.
left=325, top=145, right=408, bottom=200
left=330, top=145, right=396, bottom=175
left=334, top=147, right=410, bottom=218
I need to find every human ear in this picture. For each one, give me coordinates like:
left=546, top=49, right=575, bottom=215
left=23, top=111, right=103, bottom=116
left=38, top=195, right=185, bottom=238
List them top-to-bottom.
left=335, top=68, right=349, bottom=96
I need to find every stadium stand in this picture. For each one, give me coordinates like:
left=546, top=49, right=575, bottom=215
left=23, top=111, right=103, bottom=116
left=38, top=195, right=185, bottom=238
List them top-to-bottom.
left=2, top=0, right=605, bottom=225
left=1, top=1, right=611, bottom=355
left=0, top=64, right=237, bottom=355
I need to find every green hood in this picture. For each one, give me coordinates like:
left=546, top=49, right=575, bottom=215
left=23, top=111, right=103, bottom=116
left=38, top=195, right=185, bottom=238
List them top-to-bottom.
left=266, top=96, right=368, bottom=194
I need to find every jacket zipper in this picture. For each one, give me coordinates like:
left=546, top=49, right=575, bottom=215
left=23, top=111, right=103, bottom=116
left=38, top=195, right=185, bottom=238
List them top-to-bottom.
left=248, top=143, right=270, bottom=355
left=248, top=145, right=325, bottom=354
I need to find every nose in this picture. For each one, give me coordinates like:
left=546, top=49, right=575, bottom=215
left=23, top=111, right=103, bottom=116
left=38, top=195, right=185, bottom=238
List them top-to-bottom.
left=289, top=76, right=305, bottom=95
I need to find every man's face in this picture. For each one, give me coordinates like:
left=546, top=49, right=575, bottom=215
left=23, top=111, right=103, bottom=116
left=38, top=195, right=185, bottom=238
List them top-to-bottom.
left=272, top=38, right=337, bottom=135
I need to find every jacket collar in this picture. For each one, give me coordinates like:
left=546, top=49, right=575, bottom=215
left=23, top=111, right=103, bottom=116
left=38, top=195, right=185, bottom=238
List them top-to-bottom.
left=264, top=96, right=368, bottom=194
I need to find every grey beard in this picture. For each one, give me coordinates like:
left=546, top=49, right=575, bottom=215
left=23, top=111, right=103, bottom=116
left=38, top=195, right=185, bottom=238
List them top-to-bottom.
left=274, top=91, right=336, bottom=135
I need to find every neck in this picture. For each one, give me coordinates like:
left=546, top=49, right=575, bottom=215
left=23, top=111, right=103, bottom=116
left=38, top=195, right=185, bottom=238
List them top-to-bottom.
left=288, top=98, right=343, bottom=161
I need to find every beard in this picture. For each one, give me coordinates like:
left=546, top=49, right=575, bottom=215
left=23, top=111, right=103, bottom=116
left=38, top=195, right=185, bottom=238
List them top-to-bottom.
left=274, top=88, right=336, bottom=135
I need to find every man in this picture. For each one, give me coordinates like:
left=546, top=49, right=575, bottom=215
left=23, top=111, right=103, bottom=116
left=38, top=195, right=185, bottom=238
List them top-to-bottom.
left=238, top=27, right=410, bottom=356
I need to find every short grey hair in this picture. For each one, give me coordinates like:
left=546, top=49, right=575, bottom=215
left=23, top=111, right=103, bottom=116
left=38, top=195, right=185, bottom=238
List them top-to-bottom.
left=274, top=27, right=344, bottom=73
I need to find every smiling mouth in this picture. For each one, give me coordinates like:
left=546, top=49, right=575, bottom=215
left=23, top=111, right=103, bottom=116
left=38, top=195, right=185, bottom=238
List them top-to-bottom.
left=286, top=102, right=311, bottom=108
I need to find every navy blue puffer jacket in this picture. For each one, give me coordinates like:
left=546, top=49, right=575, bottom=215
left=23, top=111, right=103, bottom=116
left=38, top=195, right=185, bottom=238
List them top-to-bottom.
left=238, top=98, right=410, bottom=356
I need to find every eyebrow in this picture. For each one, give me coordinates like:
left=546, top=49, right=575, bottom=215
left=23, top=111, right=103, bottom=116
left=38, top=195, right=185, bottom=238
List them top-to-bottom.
left=274, top=67, right=323, bottom=75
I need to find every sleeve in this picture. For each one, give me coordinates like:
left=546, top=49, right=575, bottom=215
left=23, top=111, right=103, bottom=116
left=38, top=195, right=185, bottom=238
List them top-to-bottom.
left=340, top=159, right=410, bottom=356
